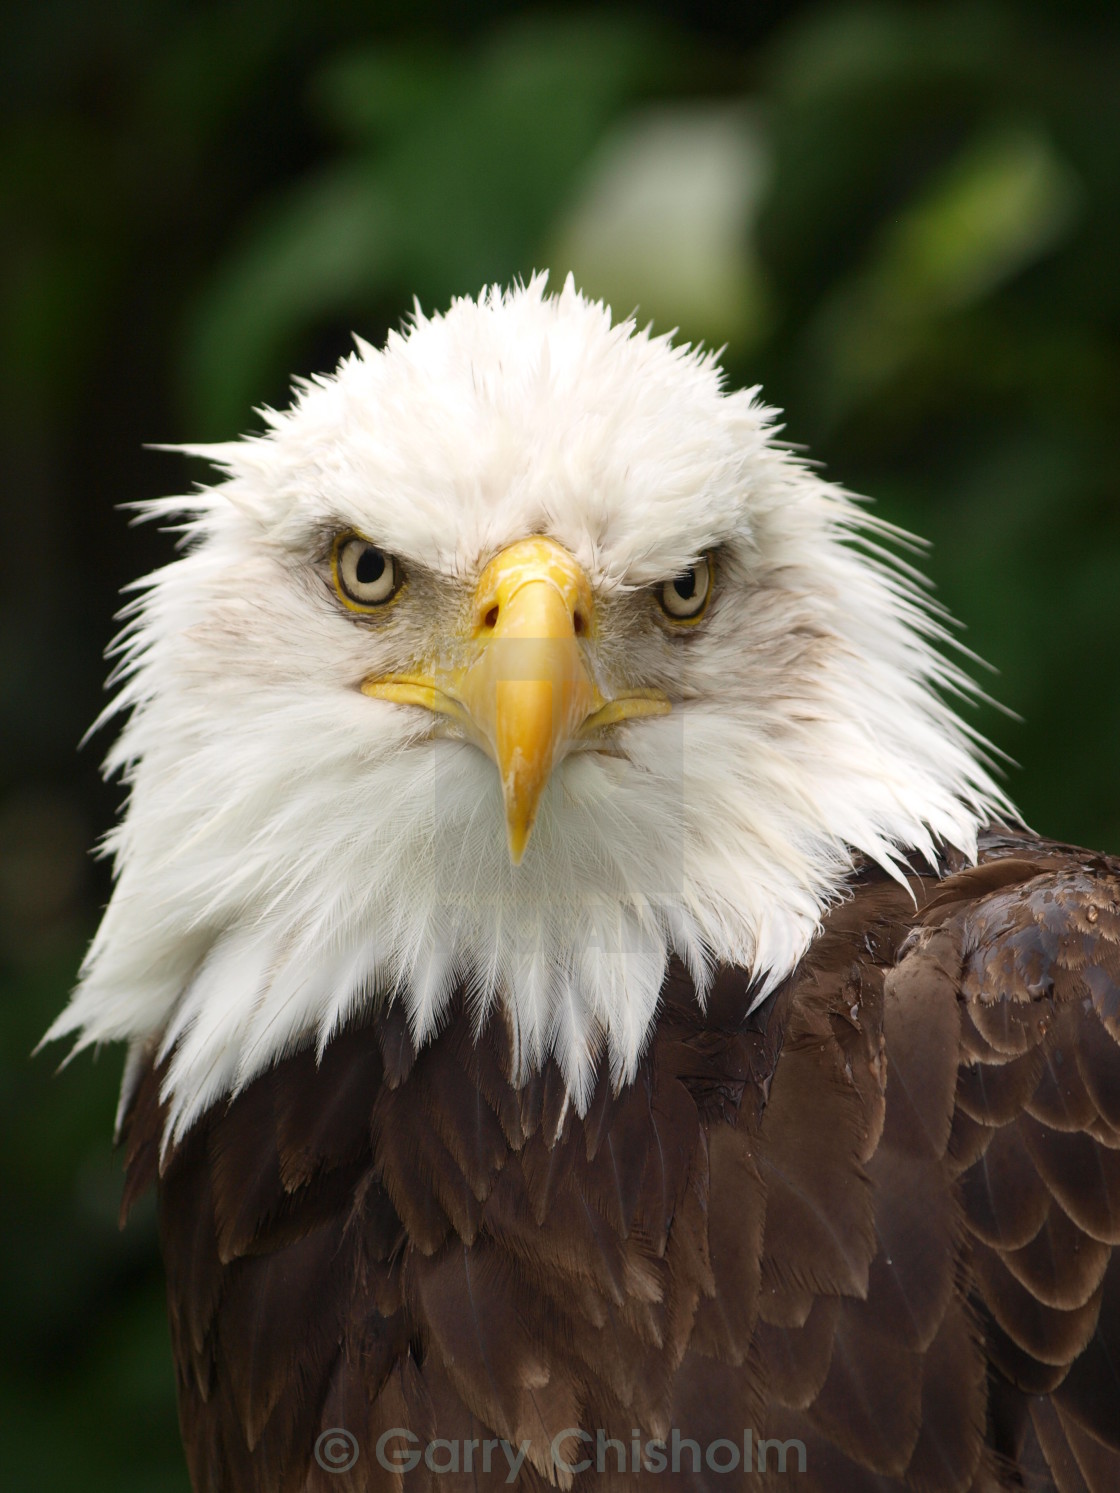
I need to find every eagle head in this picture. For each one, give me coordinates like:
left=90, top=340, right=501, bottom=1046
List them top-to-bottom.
left=47, top=274, right=1007, bottom=1140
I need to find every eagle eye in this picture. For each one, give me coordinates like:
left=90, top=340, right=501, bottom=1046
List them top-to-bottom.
left=332, top=533, right=402, bottom=610
left=659, top=556, right=712, bottom=623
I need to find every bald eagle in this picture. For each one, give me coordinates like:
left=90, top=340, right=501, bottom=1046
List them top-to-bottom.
left=48, top=277, right=1120, bottom=1490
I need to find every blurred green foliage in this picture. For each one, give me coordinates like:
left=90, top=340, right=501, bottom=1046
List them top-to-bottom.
left=2, top=1, right=1118, bottom=1487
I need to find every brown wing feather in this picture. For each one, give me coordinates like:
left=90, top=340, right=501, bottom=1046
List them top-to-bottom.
left=116, top=830, right=1120, bottom=1490
left=938, top=848, right=1120, bottom=1484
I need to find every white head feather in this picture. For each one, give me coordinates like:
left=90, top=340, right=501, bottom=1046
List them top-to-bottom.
left=47, top=273, right=1011, bottom=1143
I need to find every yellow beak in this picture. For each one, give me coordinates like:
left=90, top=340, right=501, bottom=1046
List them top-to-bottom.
left=361, top=538, right=669, bottom=864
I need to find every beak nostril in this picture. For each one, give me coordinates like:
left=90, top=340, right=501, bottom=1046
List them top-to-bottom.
left=483, top=605, right=499, bottom=630
left=573, top=610, right=586, bottom=637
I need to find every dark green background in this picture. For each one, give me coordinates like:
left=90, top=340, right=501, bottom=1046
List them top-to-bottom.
left=3, top=2, right=1118, bottom=1487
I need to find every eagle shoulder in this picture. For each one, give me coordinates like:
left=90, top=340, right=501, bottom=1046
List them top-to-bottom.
left=911, top=841, right=1120, bottom=1485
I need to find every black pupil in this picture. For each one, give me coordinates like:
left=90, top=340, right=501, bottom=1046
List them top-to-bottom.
left=355, top=546, right=386, bottom=586
left=673, top=569, right=697, bottom=601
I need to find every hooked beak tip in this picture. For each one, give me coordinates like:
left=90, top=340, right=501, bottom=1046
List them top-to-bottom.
left=506, top=825, right=530, bottom=867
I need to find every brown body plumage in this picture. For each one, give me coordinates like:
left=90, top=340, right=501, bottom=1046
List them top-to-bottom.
left=119, top=829, right=1120, bottom=1491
